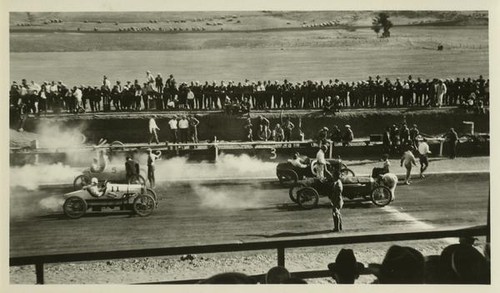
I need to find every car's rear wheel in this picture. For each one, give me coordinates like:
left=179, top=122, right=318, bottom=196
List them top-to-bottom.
left=277, top=170, right=298, bottom=185
left=128, top=174, right=146, bottom=185
left=73, top=175, right=91, bottom=191
left=288, top=183, right=306, bottom=203
left=370, top=186, right=392, bottom=207
left=297, top=187, right=319, bottom=209
left=133, top=194, right=156, bottom=217
left=63, top=196, right=87, bottom=219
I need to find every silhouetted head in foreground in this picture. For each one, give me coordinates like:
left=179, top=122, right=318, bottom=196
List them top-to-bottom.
left=438, top=243, right=490, bottom=284
left=369, top=245, right=425, bottom=284
left=328, top=248, right=364, bottom=284
left=265, top=266, right=291, bottom=284
left=198, top=272, right=257, bottom=284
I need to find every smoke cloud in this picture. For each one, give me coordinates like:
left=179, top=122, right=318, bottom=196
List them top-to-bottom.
left=35, top=122, right=87, bottom=149
left=152, top=153, right=277, bottom=181
left=10, top=163, right=80, bottom=190
left=191, top=183, right=268, bottom=209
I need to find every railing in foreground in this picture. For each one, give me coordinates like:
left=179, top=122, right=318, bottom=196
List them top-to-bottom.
left=10, top=225, right=488, bottom=284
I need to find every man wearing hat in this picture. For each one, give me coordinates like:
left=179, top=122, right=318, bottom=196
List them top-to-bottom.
left=148, top=115, right=160, bottom=144
left=168, top=115, right=179, bottom=143
left=342, top=125, right=354, bottom=147
left=315, top=145, right=328, bottom=179
left=328, top=168, right=343, bottom=232
left=369, top=245, right=425, bottom=284
left=328, top=249, right=364, bottom=283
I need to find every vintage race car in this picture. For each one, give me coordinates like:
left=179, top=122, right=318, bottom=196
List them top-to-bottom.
left=276, top=157, right=355, bottom=184
left=73, top=165, right=147, bottom=190
left=288, top=172, right=397, bottom=209
left=63, top=182, right=158, bottom=219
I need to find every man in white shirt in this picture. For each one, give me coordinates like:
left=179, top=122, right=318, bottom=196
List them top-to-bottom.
left=73, top=86, right=83, bottom=112
left=168, top=115, right=178, bottom=143
left=178, top=115, right=189, bottom=143
left=148, top=116, right=160, bottom=144
left=417, top=137, right=431, bottom=178
left=315, top=145, right=329, bottom=179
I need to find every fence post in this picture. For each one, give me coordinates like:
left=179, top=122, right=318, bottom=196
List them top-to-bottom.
left=214, top=136, right=219, bottom=162
left=277, top=247, right=285, bottom=267
left=35, top=262, right=44, bottom=284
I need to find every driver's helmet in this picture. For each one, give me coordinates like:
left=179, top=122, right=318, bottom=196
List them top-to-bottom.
left=91, top=177, right=98, bottom=185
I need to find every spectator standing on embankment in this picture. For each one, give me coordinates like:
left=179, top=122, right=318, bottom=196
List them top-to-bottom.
left=148, top=115, right=160, bottom=144
left=342, top=125, right=354, bottom=146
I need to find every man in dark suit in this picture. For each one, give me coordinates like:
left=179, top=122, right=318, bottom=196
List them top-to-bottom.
left=125, top=156, right=139, bottom=182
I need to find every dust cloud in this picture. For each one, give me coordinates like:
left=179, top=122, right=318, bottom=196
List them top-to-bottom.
left=35, top=122, right=87, bottom=149
left=152, top=153, right=276, bottom=181
left=10, top=163, right=80, bottom=190
left=191, top=183, right=268, bottom=209
left=39, top=195, right=65, bottom=212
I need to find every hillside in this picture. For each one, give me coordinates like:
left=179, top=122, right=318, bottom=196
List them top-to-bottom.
left=10, top=11, right=487, bottom=33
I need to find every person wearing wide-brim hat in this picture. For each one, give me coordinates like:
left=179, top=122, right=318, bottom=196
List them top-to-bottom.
left=342, top=125, right=354, bottom=147
left=367, top=245, right=425, bottom=284
left=327, top=249, right=365, bottom=284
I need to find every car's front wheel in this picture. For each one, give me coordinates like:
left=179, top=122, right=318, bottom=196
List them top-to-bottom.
left=370, top=186, right=392, bottom=207
left=296, top=187, right=319, bottom=209
left=133, top=194, right=156, bottom=217
left=63, top=196, right=87, bottom=219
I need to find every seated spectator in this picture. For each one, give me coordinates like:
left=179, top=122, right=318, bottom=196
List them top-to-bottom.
left=438, top=243, right=490, bottom=284
left=368, top=245, right=425, bottom=284
left=327, top=248, right=364, bottom=284
left=265, top=266, right=291, bottom=284
left=198, top=272, right=257, bottom=284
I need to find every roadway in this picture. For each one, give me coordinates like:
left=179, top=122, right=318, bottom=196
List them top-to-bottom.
left=10, top=172, right=489, bottom=258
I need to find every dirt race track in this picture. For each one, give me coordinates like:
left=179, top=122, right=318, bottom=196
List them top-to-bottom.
left=10, top=172, right=489, bottom=258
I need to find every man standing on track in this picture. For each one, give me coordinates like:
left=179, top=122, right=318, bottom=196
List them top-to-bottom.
left=446, top=128, right=459, bottom=159
left=417, top=136, right=431, bottom=178
left=316, top=145, right=328, bottom=179
left=400, top=145, right=417, bottom=185
left=147, top=148, right=161, bottom=188
left=125, top=156, right=139, bottom=183
left=328, top=170, right=343, bottom=232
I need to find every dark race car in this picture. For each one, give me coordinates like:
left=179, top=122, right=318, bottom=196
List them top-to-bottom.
left=276, top=156, right=355, bottom=185
left=288, top=171, right=398, bottom=209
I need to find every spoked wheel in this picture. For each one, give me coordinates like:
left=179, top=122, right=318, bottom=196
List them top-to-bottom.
left=340, top=168, right=355, bottom=178
left=277, top=170, right=298, bottom=185
left=128, top=174, right=146, bottom=185
left=73, top=175, right=91, bottom=191
left=288, top=183, right=306, bottom=203
left=370, top=186, right=393, bottom=207
left=296, top=187, right=319, bottom=209
left=145, top=188, right=158, bottom=201
left=133, top=194, right=156, bottom=217
left=63, top=196, right=87, bottom=219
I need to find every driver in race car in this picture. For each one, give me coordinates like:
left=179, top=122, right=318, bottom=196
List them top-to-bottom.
left=288, top=152, right=307, bottom=169
left=83, top=177, right=117, bottom=198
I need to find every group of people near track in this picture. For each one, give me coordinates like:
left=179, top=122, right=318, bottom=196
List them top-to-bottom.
left=9, top=74, right=488, bottom=116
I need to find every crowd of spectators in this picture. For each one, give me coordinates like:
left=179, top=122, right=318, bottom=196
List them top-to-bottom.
left=10, top=73, right=488, bottom=116
left=197, top=237, right=490, bottom=284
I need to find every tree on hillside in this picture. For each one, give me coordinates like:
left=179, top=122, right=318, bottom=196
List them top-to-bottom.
left=26, top=12, right=35, bottom=25
left=371, top=12, right=393, bottom=38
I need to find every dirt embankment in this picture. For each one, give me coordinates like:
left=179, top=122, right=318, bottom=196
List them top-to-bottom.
left=15, top=108, right=489, bottom=145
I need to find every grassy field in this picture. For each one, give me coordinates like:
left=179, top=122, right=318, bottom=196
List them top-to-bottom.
left=10, top=27, right=487, bottom=86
